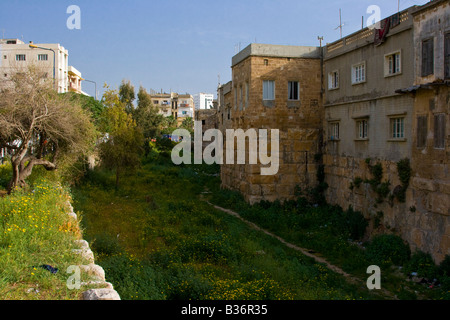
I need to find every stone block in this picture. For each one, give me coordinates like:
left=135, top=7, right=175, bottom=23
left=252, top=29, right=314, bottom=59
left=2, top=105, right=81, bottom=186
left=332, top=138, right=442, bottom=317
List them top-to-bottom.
left=82, top=288, right=121, bottom=300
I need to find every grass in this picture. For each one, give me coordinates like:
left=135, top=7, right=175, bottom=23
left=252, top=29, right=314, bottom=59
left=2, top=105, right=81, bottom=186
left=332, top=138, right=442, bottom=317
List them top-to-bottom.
left=72, top=157, right=378, bottom=300
left=0, top=164, right=86, bottom=300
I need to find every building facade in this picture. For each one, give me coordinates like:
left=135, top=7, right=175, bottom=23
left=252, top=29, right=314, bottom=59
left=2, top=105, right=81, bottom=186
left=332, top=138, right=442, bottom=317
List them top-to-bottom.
left=218, top=2, right=449, bottom=262
left=0, top=39, right=72, bottom=94
left=220, top=43, right=323, bottom=204
left=150, top=91, right=195, bottom=126
left=194, top=92, right=214, bottom=110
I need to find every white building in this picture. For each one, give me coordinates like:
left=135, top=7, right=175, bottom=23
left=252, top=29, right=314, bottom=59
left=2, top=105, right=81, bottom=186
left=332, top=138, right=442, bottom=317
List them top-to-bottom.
left=0, top=38, right=81, bottom=94
left=193, top=93, right=214, bottom=110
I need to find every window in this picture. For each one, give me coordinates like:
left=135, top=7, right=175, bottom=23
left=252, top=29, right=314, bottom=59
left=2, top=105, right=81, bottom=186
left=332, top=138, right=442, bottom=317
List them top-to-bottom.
left=445, top=33, right=450, bottom=79
left=421, top=38, right=434, bottom=77
left=385, top=51, right=401, bottom=76
left=15, top=54, right=26, bottom=61
left=38, top=54, right=48, bottom=61
left=3, top=55, right=6, bottom=59
left=264, top=59, right=269, bottom=66
left=352, top=62, right=366, bottom=84
left=328, top=71, right=339, bottom=89
left=263, top=80, right=275, bottom=100
left=288, top=81, right=300, bottom=100
left=234, top=87, right=238, bottom=109
left=153, top=100, right=159, bottom=104
left=434, top=114, right=446, bottom=149
left=390, top=117, right=405, bottom=139
left=357, top=119, right=368, bottom=139
left=329, top=122, right=340, bottom=140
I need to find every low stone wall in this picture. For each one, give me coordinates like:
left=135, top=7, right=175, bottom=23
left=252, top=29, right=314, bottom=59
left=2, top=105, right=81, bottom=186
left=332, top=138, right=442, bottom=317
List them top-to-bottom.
left=323, top=154, right=450, bottom=263
left=66, top=201, right=121, bottom=300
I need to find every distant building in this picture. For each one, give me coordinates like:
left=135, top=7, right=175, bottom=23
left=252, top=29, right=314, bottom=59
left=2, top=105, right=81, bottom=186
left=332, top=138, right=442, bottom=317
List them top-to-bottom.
left=0, top=38, right=81, bottom=94
left=68, top=66, right=88, bottom=96
left=150, top=91, right=194, bottom=126
left=193, top=93, right=214, bottom=110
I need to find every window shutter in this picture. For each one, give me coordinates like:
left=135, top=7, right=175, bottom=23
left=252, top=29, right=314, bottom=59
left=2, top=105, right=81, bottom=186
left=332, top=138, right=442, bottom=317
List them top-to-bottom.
left=422, top=39, right=434, bottom=77
left=434, top=114, right=445, bottom=149
left=417, top=116, right=427, bottom=148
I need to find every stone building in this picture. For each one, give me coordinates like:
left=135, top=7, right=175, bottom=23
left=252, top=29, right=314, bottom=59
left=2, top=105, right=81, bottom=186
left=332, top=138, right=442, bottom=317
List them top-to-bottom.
left=395, top=0, right=450, bottom=263
left=217, top=1, right=449, bottom=262
left=322, top=2, right=449, bottom=262
left=323, top=7, right=416, bottom=231
left=220, top=43, right=323, bottom=204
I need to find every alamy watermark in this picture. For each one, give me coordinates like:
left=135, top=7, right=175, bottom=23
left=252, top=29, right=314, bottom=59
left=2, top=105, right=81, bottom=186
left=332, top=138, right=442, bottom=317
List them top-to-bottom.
left=66, top=5, right=81, bottom=30
left=171, top=121, right=279, bottom=176
left=367, top=265, right=381, bottom=290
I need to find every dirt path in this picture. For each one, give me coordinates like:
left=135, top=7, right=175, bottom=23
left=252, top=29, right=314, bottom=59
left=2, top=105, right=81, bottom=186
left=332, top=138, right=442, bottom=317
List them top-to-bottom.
left=202, top=196, right=397, bottom=299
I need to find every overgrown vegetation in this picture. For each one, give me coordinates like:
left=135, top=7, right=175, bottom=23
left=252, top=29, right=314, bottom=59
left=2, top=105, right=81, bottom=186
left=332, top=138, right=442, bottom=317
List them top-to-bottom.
left=72, top=147, right=378, bottom=300
left=0, top=166, right=86, bottom=299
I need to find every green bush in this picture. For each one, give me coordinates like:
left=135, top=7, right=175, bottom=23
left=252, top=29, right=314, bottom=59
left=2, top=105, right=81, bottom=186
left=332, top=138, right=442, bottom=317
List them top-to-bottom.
left=0, top=161, right=12, bottom=189
left=343, top=207, right=368, bottom=240
left=365, top=234, right=411, bottom=266
left=403, top=250, right=438, bottom=279
left=439, top=254, right=450, bottom=277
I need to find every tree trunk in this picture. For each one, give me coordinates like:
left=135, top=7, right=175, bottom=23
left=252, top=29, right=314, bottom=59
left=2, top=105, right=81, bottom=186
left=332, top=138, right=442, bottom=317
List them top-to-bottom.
left=7, top=157, right=57, bottom=194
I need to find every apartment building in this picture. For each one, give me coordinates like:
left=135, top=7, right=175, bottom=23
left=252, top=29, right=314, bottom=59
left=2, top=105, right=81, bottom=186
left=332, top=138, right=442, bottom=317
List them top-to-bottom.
left=396, top=0, right=450, bottom=262
left=322, top=2, right=449, bottom=262
left=0, top=38, right=72, bottom=94
left=221, top=43, right=323, bottom=204
left=150, top=92, right=194, bottom=126
left=194, top=92, right=214, bottom=110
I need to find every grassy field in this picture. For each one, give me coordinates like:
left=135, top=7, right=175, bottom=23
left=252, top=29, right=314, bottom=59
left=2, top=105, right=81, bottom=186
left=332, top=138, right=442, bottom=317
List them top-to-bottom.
left=71, top=156, right=381, bottom=300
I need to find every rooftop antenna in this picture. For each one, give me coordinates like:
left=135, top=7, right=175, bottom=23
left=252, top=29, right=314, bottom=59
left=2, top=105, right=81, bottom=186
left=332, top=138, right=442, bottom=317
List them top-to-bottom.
left=335, top=9, right=345, bottom=39
left=1, top=29, right=5, bottom=39
left=317, top=36, right=324, bottom=47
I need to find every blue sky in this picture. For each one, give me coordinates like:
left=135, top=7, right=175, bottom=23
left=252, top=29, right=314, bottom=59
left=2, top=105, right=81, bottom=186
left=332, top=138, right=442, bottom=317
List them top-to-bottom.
left=1, top=0, right=429, bottom=99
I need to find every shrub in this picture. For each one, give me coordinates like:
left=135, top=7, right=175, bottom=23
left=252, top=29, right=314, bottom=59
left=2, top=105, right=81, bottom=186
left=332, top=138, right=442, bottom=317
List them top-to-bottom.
left=343, top=207, right=368, bottom=240
left=365, top=234, right=411, bottom=266
left=403, top=251, right=438, bottom=279
left=438, top=254, right=450, bottom=277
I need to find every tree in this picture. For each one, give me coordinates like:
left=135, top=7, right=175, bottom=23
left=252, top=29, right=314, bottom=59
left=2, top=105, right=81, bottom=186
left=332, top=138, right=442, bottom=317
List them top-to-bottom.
left=0, top=68, right=97, bottom=193
left=118, top=79, right=135, bottom=114
left=99, top=86, right=143, bottom=189
left=134, top=86, right=165, bottom=141
left=180, top=117, right=194, bottom=133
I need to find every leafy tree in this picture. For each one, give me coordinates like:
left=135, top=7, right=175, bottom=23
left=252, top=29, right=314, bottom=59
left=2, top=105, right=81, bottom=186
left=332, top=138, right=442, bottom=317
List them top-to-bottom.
left=0, top=68, right=97, bottom=193
left=118, top=79, right=135, bottom=114
left=99, top=86, right=143, bottom=189
left=134, top=86, right=165, bottom=141
left=64, top=92, right=106, bottom=126
left=162, top=115, right=178, bottom=134
left=180, top=116, right=194, bottom=133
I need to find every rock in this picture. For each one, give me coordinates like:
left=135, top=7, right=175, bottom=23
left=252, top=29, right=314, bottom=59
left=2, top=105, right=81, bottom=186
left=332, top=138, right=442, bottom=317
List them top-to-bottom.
left=74, top=240, right=90, bottom=250
left=72, top=248, right=95, bottom=264
left=80, top=264, right=106, bottom=281
left=81, top=281, right=114, bottom=290
left=82, top=288, right=121, bottom=300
